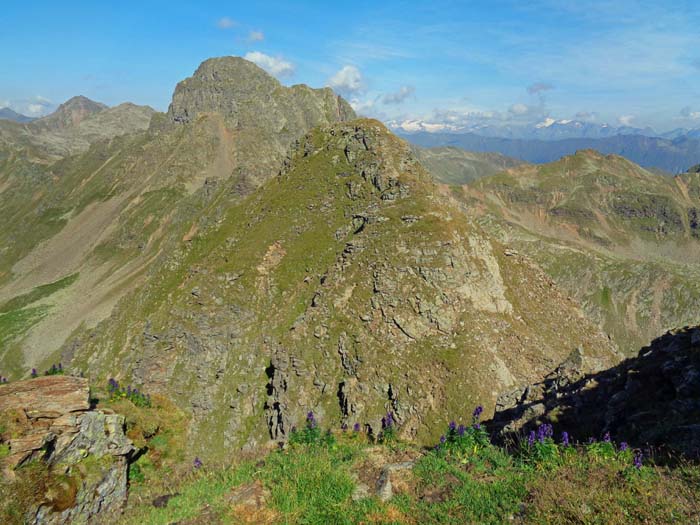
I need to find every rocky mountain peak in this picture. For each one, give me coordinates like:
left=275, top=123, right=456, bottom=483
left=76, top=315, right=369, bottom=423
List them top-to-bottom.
left=167, top=56, right=355, bottom=129
left=35, top=95, right=108, bottom=130
left=0, top=107, right=35, bottom=123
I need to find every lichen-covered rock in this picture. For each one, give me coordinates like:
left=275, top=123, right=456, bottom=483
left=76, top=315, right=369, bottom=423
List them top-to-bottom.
left=0, top=376, right=134, bottom=524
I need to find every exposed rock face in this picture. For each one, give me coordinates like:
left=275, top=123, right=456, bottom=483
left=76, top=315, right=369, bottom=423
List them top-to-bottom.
left=0, top=56, right=349, bottom=378
left=167, top=56, right=356, bottom=183
left=168, top=56, right=354, bottom=129
left=490, top=326, right=700, bottom=459
left=0, top=376, right=134, bottom=524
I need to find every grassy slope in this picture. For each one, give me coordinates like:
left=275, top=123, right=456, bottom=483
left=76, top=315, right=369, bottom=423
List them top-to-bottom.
left=412, top=145, right=525, bottom=185
left=458, top=150, right=700, bottom=354
left=116, top=411, right=700, bottom=525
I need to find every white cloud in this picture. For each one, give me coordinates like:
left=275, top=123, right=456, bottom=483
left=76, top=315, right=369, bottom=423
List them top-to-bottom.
left=217, top=17, right=237, bottom=29
left=248, top=30, right=264, bottom=42
left=243, top=51, right=295, bottom=78
left=328, top=65, right=364, bottom=94
left=527, top=82, right=554, bottom=95
left=382, top=85, right=414, bottom=105
left=6, top=95, right=55, bottom=117
left=349, top=97, right=376, bottom=115
left=0, top=100, right=9, bottom=109
left=508, top=103, right=529, bottom=115
left=27, top=104, right=45, bottom=116
left=680, top=106, right=700, bottom=120
left=618, top=114, right=635, bottom=126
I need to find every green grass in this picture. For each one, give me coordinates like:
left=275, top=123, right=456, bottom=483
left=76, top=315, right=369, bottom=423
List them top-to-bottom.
left=0, top=273, right=79, bottom=315
left=0, top=306, right=49, bottom=377
left=116, top=420, right=700, bottom=525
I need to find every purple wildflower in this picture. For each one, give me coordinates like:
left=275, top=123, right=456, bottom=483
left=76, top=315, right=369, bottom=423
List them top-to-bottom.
left=31, top=368, right=37, bottom=378
left=472, top=405, right=484, bottom=423
left=306, top=411, right=316, bottom=429
left=382, top=412, right=394, bottom=429
left=448, top=420, right=457, bottom=432
left=341, top=422, right=348, bottom=432
left=353, top=422, right=361, bottom=433
left=457, top=424, right=466, bottom=437
left=537, top=424, right=550, bottom=444
left=528, top=430, right=536, bottom=447
left=561, top=431, right=570, bottom=447
left=603, top=432, right=611, bottom=443
left=439, top=435, right=446, bottom=444
left=620, top=442, right=628, bottom=451
left=633, top=450, right=643, bottom=469
left=193, top=457, right=203, bottom=469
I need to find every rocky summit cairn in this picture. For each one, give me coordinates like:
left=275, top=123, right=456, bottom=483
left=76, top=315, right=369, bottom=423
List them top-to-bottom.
left=0, top=376, right=134, bottom=524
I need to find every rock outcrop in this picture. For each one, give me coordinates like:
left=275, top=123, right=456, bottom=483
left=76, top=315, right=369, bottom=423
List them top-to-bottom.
left=167, top=56, right=356, bottom=184
left=490, top=326, right=700, bottom=459
left=0, top=376, right=134, bottom=524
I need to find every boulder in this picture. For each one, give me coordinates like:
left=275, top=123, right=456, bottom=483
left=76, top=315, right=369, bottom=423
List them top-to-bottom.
left=0, top=376, right=134, bottom=524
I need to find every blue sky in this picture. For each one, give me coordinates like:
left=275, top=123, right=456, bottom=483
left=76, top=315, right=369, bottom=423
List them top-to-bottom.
left=1, top=0, right=699, bottom=131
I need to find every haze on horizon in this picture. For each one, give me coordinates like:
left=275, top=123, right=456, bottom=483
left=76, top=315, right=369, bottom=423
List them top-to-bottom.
left=2, top=0, right=699, bottom=133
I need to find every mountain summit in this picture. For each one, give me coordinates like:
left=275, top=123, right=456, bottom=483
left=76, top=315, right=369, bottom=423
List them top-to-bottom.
left=168, top=57, right=354, bottom=128
left=34, top=95, right=108, bottom=131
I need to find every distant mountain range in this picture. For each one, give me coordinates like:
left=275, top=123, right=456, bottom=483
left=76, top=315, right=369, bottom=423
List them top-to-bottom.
left=0, top=95, right=155, bottom=159
left=0, top=107, right=35, bottom=123
left=392, top=118, right=700, bottom=142
left=401, top=131, right=700, bottom=174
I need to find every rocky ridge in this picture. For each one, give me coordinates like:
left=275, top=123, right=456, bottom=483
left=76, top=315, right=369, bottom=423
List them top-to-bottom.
left=0, top=57, right=355, bottom=378
left=64, top=118, right=620, bottom=459
left=452, top=149, right=700, bottom=354
left=491, top=325, right=700, bottom=459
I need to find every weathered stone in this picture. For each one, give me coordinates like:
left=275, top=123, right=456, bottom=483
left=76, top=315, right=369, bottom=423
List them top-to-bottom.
left=490, top=326, right=700, bottom=459
left=0, top=376, right=89, bottom=416
left=0, top=377, right=134, bottom=524
left=375, top=461, right=416, bottom=502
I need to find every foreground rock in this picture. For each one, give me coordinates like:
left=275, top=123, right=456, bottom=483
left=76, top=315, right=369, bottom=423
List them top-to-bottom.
left=491, top=326, right=700, bottom=459
left=0, top=376, right=134, bottom=524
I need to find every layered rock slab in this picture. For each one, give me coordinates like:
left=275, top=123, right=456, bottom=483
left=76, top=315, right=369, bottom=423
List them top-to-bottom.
left=0, top=376, right=134, bottom=524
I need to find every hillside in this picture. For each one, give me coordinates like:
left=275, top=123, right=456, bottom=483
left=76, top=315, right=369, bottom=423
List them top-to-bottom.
left=0, top=57, right=356, bottom=381
left=0, top=96, right=154, bottom=160
left=0, top=108, right=35, bottom=123
left=58, top=117, right=619, bottom=459
left=404, top=131, right=700, bottom=174
left=410, top=145, right=525, bottom=185
left=450, top=149, right=700, bottom=353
